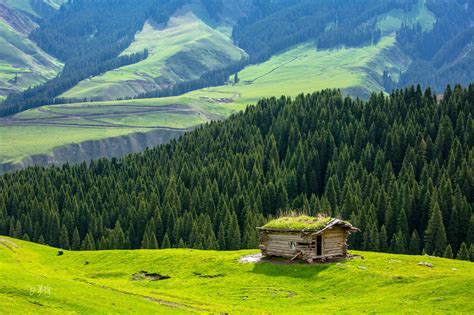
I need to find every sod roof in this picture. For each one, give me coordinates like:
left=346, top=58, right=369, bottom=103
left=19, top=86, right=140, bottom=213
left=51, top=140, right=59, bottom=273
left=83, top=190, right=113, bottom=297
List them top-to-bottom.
left=262, top=215, right=334, bottom=231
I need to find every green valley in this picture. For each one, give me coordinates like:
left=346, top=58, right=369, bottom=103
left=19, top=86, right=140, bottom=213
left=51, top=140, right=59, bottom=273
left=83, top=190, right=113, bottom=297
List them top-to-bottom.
left=1, top=236, right=473, bottom=314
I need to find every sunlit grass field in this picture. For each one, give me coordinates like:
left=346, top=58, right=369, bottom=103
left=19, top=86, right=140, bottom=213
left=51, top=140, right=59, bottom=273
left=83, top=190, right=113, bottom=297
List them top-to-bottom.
left=0, top=236, right=473, bottom=314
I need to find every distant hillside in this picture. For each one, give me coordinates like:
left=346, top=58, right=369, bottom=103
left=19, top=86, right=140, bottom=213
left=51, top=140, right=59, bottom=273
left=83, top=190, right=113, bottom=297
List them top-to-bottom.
left=2, top=0, right=474, bottom=115
left=0, top=1, right=63, bottom=100
left=61, top=11, right=247, bottom=101
left=1, top=236, right=473, bottom=313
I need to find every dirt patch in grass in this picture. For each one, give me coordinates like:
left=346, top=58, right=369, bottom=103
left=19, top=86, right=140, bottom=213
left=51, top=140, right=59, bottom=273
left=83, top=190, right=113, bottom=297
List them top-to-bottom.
left=131, top=271, right=170, bottom=281
left=193, top=271, right=224, bottom=278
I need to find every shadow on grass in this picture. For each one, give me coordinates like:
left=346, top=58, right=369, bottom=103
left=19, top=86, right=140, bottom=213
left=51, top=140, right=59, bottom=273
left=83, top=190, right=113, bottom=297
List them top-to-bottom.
left=251, top=260, right=330, bottom=279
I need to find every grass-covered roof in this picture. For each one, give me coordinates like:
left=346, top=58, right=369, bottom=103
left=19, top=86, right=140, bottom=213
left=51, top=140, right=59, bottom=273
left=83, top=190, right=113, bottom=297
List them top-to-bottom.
left=262, top=215, right=333, bottom=231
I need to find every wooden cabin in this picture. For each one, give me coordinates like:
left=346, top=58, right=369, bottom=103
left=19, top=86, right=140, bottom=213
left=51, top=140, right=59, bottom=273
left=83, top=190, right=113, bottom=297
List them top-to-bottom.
left=257, top=216, right=359, bottom=262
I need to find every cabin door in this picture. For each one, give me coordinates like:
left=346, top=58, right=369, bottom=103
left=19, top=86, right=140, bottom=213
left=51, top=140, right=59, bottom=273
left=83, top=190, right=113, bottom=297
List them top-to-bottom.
left=316, top=235, right=323, bottom=256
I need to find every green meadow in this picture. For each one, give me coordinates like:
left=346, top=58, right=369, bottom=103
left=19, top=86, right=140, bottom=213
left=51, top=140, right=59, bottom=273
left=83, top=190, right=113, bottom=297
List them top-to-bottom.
left=188, top=34, right=408, bottom=106
left=0, top=94, right=244, bottom=164
left=0, top=237, right=473, bottom=314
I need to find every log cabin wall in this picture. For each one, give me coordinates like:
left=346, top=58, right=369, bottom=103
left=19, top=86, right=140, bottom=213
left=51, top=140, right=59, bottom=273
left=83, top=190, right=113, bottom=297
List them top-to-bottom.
left=322, top=226, right=346, bottom=257
left=261, top=232, right=311, bottom=258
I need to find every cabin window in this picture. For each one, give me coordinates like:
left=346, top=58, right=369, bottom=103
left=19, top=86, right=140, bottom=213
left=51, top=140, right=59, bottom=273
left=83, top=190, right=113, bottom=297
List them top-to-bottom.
left=289, top=241, right=296, bottom=250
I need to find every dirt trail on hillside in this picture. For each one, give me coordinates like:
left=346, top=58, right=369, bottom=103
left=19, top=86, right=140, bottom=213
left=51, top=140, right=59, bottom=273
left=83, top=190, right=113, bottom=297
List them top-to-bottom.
left=0, top=104, right=199, bottom=129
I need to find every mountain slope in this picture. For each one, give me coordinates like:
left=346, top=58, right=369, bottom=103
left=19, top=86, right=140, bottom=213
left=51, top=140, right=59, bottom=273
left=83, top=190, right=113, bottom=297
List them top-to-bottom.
left=0, top=2, right=63, bottom=100
left=61, top=11, right=246, bottom=101
left=1, top=237, right=473, bottom=313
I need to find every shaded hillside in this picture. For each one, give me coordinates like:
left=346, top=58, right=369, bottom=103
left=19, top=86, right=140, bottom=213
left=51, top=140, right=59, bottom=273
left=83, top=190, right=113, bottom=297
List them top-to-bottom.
left=397, top=0, right=474, bottom=90
left=0, top=1, right=63, bottom=100
left=1, top=85, right=473, bottom=260
left=1, top=237, right=473, bottom=313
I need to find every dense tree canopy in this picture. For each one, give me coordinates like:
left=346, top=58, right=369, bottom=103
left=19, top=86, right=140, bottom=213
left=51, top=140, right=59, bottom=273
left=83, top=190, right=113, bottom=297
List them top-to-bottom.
left=0, top=85, right=473, bottom=260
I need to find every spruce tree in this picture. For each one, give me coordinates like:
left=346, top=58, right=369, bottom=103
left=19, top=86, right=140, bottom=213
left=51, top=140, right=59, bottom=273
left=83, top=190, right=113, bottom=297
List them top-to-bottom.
left=424, top=202, right=447, bottom=256
left=218, top=223, right=226, bottom=250
left=59, top=225, right=70, bottom=249
left=379, top=225, right=388, bottom=252
left=72, top=227, right=81, bottom=250
left=408, top=230, right=420, bottom=255
left=141, top=232, right=150, bottom=249
left=149, top=232, right=159, bottom=249
left=81, top=233, right=96, bottom=250
left=161, top=233, right=171, bottom=249
left=37, top=235, right=45, bottom=245
left=456, top=242, right=470, bottom=261
left=443, top=244, right=453, bottom=259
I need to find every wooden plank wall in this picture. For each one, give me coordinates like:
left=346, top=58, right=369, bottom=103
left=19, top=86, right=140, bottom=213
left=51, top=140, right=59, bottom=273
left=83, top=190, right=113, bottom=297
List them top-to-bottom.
left=322, top=227, right=346, bottom=257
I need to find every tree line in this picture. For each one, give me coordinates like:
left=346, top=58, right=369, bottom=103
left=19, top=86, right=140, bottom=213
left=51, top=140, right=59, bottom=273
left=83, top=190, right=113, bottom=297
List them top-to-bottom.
left=0, top=85, right=473, bottom=261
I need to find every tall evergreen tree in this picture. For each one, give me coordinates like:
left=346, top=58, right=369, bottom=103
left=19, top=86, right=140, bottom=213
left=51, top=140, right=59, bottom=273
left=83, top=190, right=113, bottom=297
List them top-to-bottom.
left=424, top=203, right=447, bottom=256
left=456, top=242, right=470, bottom=261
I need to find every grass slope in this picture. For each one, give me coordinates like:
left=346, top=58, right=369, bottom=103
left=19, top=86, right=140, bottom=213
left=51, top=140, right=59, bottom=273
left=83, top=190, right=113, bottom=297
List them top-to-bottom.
left=4, top=0, right=66, bottom=17
left=377, top=0, right=436, bottom=34
left=0, top=3, right=63, bottom=98
left=61, top=11, right=246, bottom=101
left=186, top=34, right=409, bottom=104
left=0, top=94, right=243, bottom=164
left=1, top=236, right=473, bottom=314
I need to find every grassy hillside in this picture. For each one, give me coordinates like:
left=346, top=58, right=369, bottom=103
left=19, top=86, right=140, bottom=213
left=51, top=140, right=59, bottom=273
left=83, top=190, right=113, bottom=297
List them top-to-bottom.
left=4, top=0, right=66, bottom=17
left=377, top=0, right=436, bottom=34
left=0, top=2, right=63, bottom=99
left=61, top=11, right=246, bottom=101
left=191, top=35, right=408, bottom=104
left=0, top=94, right=243, bottom=164
left=0, top=236, right=473, bottom=313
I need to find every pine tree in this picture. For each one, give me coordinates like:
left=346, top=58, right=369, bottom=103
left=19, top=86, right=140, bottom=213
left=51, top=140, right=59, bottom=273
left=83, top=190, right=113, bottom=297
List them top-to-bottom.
left=424, top=202, right=447, bottom=256
left=226, top=213, right=241, bottom=250
left=218, top=223, right=226, bottom=250
left=59, top=225, right=70, bottom=249
left=379, top=225, right=388, bottom=252
left=72, top=227, right=81, bottom=250
left=391, top=230, right=407, bottom=254
left=408, top=230, right=420, bottom=255
left=141, top=232, right=150, bottom=249
left=149, top=232, right=159, bottom=249
left=81, top=233, right=96, bottom=250
left=161, top=233, right=171, bottom=249
left=37, top=235, right=45, bottom=245
left=456, top=242, right=470, bottom=261
left=443, top=244, right=453, bottom=259
left=470, top=244, right=474, bottom=262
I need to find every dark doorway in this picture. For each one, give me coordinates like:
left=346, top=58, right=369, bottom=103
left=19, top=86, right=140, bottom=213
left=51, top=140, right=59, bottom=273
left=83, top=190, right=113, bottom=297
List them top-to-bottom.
left=316, top=235, right=322, bottom=256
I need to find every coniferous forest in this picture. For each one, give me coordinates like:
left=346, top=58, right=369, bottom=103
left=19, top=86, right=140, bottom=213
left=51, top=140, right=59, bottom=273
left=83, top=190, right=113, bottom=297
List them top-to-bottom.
left=0, top=85, right=473, bottom=259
